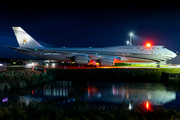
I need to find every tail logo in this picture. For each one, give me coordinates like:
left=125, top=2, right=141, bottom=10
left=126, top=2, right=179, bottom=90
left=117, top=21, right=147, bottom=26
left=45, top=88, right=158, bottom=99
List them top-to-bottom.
left=23, top=37, right=27, bottom=45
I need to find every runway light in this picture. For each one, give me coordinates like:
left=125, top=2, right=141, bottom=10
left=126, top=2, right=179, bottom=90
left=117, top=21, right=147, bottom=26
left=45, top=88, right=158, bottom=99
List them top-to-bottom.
left=130, top=33, right=133, bottom=36
left=146, top=43, right=151, bottom=48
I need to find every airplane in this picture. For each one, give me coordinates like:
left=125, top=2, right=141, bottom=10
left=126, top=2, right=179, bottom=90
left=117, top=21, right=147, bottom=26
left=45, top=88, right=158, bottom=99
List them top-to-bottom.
left=6, top=27, right=177, bottom=68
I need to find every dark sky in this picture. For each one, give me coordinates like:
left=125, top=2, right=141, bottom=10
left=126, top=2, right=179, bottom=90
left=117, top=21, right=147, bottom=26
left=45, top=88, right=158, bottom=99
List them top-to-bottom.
left=1, top=4, right=180, bottom=59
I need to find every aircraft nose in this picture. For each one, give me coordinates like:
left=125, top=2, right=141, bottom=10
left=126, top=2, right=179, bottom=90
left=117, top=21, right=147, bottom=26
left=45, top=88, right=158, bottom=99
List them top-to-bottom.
left=171, top=51, right=177, bottom=58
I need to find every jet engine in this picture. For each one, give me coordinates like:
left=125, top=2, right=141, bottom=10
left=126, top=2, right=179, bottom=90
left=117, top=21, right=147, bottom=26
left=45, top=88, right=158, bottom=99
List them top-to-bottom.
left=74, top=55, right=90, bottom=64
left=98, top=58, right=114, bottom=66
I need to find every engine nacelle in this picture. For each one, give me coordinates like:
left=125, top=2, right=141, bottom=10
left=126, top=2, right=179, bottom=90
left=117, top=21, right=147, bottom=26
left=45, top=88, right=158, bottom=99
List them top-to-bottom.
left=74, top=55, right=90, bottom=64
left=99, top=58, right=114, bottom=66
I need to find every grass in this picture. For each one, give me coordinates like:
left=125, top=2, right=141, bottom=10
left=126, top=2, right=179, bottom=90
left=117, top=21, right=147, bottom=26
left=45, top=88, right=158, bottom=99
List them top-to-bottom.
left=114, top=63, right=169, bottom=67
left=114, top=63, right=180, bottom=74
left=47, top=68, right=162, bottom=82
left=159, top=68, right=180, bottom=73
left=0, top=70, right=52, bottom=89
left=0, top=97, right=180, bottom=120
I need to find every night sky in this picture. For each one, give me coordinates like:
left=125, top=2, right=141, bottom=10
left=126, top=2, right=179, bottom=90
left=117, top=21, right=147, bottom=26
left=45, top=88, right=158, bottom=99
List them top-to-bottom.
left=1, top=4, right=180, bottom=59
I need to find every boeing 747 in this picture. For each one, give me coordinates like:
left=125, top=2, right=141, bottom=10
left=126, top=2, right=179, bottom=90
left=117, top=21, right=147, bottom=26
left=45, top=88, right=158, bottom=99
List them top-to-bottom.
left=6, top=27, right=177, bottom=68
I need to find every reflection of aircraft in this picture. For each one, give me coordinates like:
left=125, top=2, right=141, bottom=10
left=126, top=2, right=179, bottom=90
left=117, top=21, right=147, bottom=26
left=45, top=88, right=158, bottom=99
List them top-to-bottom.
left=7, top=27, right=177, bottom=67
left=21, top=82, right=175, bottom=107
left=87, top=83, right=176, bottom=106
left=110, top=84, right=176, bottom=106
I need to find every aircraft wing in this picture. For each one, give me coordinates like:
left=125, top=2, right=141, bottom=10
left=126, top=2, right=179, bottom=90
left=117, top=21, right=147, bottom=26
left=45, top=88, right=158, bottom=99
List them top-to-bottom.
left=6, top=46, right=33, bottom=52
left=6, top=46, right=20, bottom=50
left=7, top=46, right=128, bottom=62
left=7, top=46, right=87, bottom=55
left=25, top=47, right=120, bottom=57
left=26, top=47, right=128, bottom=62
left=25, top=48, right=76, bottom=54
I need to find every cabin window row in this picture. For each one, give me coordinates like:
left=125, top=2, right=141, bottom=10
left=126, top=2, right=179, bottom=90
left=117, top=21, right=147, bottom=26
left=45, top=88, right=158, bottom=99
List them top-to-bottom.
left=120, top=47, right=164, bottom=49
left=43, top=53, right=62, bottom=55
left=86, top=53, right=114, bottom=55
left=126, top=53, right=154, bottom=55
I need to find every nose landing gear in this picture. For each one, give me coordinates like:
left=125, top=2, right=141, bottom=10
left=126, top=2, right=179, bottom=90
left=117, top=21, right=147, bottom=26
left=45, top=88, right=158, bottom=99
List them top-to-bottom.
left=157, top=62, right=160, bottom=68
left=157, top=65, right=160, bottom=68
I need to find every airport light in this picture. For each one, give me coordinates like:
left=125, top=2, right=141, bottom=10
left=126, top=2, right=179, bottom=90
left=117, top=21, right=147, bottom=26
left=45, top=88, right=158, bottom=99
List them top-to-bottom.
left=129, top=33, right=133, bottom=46
left=127, top=41, right=129, bottom=46
left=52, top=63, right=55, bottom=66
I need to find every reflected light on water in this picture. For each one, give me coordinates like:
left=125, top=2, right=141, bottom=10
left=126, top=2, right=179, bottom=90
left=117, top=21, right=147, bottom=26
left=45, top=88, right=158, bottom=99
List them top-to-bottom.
left=6, top=81, right=176, bottom=107
left=2, top=97, right=8, bottom=103
left=146, top=101, right=149, bottom=109
left=129, top=104, right=132, bottom=110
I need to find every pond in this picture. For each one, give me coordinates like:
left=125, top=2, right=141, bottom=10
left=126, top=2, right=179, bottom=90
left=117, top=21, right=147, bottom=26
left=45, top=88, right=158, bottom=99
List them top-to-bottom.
left=0, top=81, right=179, bottom=108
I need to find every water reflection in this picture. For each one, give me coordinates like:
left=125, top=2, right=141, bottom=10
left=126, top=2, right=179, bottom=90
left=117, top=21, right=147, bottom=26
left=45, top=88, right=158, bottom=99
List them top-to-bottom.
left=0, top=81, right=176, bottom=107
left=14, top=81, right=176, bottom=107
left=43, top=81, right=71, bottom=97
left=85, top=82, right=175, bottom=106
left=111, top=83, right=175, bottom=105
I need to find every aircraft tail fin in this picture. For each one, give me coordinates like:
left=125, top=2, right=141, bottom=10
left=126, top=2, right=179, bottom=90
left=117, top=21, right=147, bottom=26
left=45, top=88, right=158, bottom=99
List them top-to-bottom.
left=12, top=27, right=43, bottom=48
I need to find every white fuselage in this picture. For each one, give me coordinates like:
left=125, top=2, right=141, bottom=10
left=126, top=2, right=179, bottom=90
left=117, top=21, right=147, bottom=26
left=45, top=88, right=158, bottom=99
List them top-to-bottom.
left=9, top=27, right=177, bottom=66
left=17, top=45, right=177, bottom=64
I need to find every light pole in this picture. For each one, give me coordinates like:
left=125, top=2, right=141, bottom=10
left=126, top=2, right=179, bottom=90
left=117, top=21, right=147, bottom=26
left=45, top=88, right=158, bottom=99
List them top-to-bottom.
left=130, top=33, right=133, bottom=46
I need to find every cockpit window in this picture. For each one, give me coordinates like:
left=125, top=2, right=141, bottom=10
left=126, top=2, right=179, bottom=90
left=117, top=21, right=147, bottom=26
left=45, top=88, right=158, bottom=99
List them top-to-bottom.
left=162, top=47, right=165, bottom=49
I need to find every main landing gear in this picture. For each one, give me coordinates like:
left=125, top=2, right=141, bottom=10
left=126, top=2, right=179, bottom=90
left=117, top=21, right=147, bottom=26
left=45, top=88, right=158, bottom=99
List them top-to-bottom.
left=157, top=62, right=160, bottom=68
